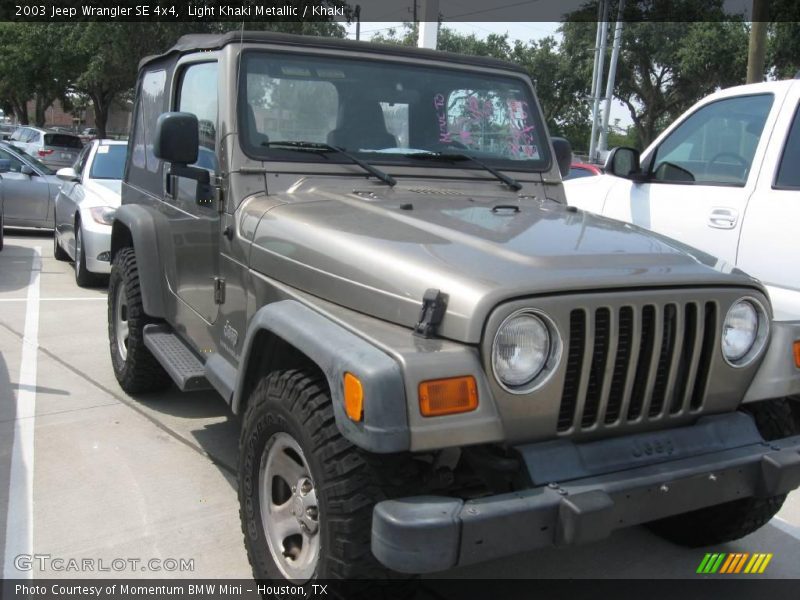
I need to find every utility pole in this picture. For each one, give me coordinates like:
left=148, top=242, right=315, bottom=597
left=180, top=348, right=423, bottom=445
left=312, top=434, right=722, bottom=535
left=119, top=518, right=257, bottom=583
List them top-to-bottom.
left=418, top=0, right=439, bottom=49
left=588, top=0, right=609, bottom=162
left=599, top=0, right=625, bottom=154
left=746, top=0, right=769, bottom=84
left=354, top=5, right=361, bottom=41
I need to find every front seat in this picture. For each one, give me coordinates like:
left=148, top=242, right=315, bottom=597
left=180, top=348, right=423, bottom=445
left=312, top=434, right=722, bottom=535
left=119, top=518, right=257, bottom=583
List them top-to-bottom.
left=327, top=101, right=397, bottom=151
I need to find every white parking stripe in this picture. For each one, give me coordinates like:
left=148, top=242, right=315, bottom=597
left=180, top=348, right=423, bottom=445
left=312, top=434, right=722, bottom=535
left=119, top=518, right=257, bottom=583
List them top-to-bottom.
left=2, top=246, right=41, bottom=579
left=0, top=297, right=105, bottom=302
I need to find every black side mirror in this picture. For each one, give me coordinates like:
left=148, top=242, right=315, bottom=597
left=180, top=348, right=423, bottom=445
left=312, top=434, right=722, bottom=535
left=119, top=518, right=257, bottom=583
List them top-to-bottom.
left=153, top=112, right=213, bottom=204
left=154, top=112, right=199, bottom=165
left=551, top=137, right=572, bottom=178
left=604, top=147, right=645, bottom=181
left=0, top=159, right=10, bottom=174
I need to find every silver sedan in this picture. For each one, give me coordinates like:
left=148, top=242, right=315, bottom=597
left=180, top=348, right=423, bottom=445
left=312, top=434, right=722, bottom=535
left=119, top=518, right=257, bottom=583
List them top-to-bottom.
left=53, top=140, right=127, bottom=287
left=0, top=141, right=63, bottom=232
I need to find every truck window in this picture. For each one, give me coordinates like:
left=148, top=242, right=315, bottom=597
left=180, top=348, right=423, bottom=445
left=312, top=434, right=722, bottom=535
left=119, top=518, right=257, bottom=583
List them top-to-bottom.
left=177, top=62, right=218, bottom=172
left=128, top=68, right=167, bottom=191
left=651, top=94, right=773, bottom=187
left=775, top=104, right=800, bottom=189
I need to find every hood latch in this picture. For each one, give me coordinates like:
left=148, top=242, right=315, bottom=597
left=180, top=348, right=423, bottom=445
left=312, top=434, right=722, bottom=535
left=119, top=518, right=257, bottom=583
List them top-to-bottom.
left=414, top=288, right=447, bottom=338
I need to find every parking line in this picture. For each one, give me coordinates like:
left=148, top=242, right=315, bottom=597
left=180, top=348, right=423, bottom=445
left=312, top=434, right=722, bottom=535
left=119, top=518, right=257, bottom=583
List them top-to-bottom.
left=2, top=246, right=41, bottom=579
left=0, top=297, right=105, bottom=302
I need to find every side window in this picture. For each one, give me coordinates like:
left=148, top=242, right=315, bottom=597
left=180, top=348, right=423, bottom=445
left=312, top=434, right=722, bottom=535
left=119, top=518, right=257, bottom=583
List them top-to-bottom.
left=177, top=62, right=218, bottom=171
left=127, top=67, right=167, bottom=191
left=651, top=94, right=773, bottom=186
left=775, top=104, right=800, bottom=189
left=9, top=128, right=21, bottom=141
left=22, top=129, right=35, bottom=143
left=74, top=145, right=91, bottom=175
left=0, top=148, right=25, bottom=172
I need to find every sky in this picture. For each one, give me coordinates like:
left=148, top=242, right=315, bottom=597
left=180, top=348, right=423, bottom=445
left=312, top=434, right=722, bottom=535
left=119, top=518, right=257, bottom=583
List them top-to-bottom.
left=343, top=20, right=634, bottom=130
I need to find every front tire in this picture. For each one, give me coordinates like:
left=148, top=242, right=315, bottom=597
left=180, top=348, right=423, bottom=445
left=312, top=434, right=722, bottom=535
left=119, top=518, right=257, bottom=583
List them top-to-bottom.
left=74, top=223, right=101, bottom=287
left=53, top=225, right=68, bottom=261
left=108, top=247, right=170, bottom=394
left=239, top=369, right=416, bottom=582
left=648, top=399, right=797, bottom=547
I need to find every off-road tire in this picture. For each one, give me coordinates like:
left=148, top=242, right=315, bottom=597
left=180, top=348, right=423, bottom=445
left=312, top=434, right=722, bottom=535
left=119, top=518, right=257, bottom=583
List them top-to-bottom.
left=75, top=222, right=101, bottom=287
left=53, top=226, right=68, bottom=261
left=108, top=247, right=170, bottom=394
left=239, top=368, right=418, bottom=584
left=648, top=399, right=797, bottom=547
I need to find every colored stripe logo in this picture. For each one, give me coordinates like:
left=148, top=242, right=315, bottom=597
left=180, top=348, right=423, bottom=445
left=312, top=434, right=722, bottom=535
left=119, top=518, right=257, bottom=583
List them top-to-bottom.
left=697, top=553, right=773, bottom=574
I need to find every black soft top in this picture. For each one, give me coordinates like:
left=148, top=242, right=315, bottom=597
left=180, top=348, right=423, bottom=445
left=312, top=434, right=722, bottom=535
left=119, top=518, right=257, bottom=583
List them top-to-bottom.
left=139, top=30, right=527, bottom=75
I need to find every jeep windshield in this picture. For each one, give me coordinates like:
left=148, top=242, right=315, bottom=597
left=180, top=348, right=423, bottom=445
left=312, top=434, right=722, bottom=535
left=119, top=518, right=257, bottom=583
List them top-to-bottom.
left=238, top=51, right=551, bottom=172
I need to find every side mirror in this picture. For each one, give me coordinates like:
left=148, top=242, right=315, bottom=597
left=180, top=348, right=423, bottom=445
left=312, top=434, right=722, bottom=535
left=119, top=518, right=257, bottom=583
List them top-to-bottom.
left=153, top=112, right=199, bottom=165
left=153, top=112, right=213, bottom=205
left=551, top=137, right=572, bottom=178
left=604, top=147, right=645, bottom=181
left=0, top=159, right=10, bottom=173
left=20, top=164, right=34, bottom=176
left=56, top=167, right=80, bottom=182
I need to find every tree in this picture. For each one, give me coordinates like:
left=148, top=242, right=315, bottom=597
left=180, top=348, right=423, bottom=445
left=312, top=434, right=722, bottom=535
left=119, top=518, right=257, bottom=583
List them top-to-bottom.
left=562, top=1, right=748, bottom=147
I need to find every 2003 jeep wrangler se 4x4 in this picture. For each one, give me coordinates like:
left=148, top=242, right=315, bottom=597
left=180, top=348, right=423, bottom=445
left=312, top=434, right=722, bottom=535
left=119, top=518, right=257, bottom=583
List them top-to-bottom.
left=108, top=32, right=800, bottom=582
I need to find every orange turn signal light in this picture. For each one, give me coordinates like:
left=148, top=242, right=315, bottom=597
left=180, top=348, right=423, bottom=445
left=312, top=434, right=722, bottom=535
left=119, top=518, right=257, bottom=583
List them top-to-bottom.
left=793, top=341, right=800, bottom=369
left=343, top=373, right=363, bottom=422
left=419, top=376, right=478, bottom=417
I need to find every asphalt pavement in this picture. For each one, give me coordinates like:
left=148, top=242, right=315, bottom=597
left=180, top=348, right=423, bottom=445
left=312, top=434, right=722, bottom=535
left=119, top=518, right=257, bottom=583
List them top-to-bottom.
left=0, top=229, right=798, bottom=580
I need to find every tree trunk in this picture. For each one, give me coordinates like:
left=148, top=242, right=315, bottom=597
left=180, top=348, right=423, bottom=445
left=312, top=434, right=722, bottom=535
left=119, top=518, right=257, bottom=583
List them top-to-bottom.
left=746, top=1, right=769, bottom=84
left=90, top=92, right=112, bottom=138
left=34, top=95, right=50, bottom=127
left=13, top=99, right=29, bottom=125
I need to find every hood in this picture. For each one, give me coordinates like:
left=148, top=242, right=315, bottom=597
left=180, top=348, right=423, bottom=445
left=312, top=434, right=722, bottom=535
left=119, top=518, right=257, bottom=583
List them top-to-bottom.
left=81, top=179, right=122, bottom=208
left=249, top=180, right=761, bottom=343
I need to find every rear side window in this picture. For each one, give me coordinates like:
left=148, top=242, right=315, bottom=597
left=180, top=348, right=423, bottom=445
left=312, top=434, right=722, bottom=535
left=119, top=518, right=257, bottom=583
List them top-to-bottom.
left=127, top=67, right=167, bottom=191
left=775, top=104, right=800, bottom=189
left=44, top=134, right=83, bottom=149
left=90, top=144, right=127, bottom=180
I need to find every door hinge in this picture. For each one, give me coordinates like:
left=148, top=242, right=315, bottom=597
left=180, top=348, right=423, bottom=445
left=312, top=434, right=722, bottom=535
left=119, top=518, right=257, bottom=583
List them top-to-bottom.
left=214, top=277, right=226, bottom=304
left=414, top=288, right=447, bottom=338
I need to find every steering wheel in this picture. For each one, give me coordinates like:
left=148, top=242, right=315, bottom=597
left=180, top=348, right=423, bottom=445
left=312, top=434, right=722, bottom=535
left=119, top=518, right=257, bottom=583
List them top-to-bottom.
left=707, top=152, right=748, bottom=171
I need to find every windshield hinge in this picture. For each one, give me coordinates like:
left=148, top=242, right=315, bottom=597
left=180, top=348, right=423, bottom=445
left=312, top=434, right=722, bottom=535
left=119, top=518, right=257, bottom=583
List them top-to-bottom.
left=214, top=277, right=226, bottom=305
left=414, top=288, right=447, bottom=338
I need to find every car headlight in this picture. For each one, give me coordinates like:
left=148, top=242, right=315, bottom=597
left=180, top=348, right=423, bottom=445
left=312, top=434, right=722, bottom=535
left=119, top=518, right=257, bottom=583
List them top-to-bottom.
left=89, top=206, right=116, bottom=225
left=722, top=299, right=768, bottom=365
left=492, top=311, right=553, bottom=390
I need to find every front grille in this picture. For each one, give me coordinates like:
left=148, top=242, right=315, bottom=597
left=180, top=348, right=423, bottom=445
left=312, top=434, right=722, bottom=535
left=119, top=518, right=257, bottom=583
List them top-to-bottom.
left=557, top=301, right=717, bottom=433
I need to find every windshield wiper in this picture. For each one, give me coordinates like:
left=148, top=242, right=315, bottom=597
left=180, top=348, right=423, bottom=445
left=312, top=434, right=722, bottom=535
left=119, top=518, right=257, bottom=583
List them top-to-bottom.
left=265, top=140, right=396, bottom=187
left=407, top=151, right=522, bottom=191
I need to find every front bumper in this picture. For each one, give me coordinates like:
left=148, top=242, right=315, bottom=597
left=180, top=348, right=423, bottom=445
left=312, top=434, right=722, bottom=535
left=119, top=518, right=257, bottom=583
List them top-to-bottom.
left=78, top=212, right=112, bottom=274
left=371, top=413, right=800, bottom=574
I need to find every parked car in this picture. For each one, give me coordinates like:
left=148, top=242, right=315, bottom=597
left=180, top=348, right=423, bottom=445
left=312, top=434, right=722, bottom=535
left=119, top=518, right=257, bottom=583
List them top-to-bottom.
left=106, top=32, right=800, bottom=584
left=565, top=79, right=800, bottom=405
left=0, top=123, right=18, bottom=141
left=9, top=126, right=83, bottom=169
left=79, top=127, right=98, bottom=144
left=54, top=140, right=126, bottom=286
left=0, top=141, right=62, bottom=231
left=564, top=161, right=603, bottom=180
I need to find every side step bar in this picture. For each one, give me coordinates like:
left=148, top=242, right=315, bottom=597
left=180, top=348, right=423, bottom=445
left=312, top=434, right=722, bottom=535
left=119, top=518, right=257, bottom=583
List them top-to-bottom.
left=143, top=324, right=211, bottom=391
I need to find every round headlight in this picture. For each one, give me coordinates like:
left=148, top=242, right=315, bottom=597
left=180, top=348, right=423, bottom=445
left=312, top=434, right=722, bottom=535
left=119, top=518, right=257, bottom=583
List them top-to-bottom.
left=722, top=300, right=759, bottom=362
left=493, top=313, right=550, bottom=388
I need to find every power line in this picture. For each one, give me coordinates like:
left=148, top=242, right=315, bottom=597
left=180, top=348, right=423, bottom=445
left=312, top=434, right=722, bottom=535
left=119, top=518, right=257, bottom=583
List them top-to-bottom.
left=444, top=0, right=542, bottom=20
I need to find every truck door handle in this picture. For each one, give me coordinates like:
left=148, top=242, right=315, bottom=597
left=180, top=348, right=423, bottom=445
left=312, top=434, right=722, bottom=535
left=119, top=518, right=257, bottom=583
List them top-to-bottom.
left=708, top=207, right=738, bottom=229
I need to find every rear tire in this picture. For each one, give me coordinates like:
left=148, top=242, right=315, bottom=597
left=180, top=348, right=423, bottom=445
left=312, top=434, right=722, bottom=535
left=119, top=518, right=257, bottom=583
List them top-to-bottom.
left=74, top=223, right=101, bottom=287
left=108, top=247, right=171, bottom=394
left=239, top=369, right=417, bottom=583
left=648, top=399, right=797, bottom=547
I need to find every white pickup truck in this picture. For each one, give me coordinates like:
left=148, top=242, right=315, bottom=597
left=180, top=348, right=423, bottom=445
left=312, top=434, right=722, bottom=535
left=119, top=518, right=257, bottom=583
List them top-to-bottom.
left=565, top=78, right=800, bottom=403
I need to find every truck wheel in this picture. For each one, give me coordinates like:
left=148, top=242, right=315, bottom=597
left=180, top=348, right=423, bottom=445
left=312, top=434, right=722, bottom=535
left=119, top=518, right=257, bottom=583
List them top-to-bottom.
left=108, top=247, right=170, bottom=394
left=239, top=369, right=415, bottom=582
left=648, top=398, right=797, bottom=547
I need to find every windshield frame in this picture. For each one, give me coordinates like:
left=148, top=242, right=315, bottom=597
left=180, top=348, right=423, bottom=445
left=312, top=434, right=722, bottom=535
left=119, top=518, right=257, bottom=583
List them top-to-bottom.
left=236, top=49, right=552, bottom=174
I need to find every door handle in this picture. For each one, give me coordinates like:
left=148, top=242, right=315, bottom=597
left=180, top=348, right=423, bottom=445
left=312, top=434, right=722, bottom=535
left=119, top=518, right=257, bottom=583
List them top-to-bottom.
left=708, top=207, right=738, bottom=229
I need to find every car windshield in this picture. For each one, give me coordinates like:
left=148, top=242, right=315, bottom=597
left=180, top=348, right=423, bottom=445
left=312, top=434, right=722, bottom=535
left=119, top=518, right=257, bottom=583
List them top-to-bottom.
left=239, top=51, right=550, bottom=172
left=89, top=144, right=127, bottom=180
left=16, top=148, right=55, bottom=174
